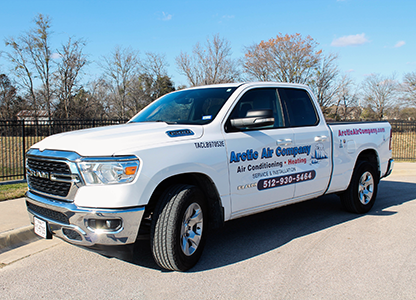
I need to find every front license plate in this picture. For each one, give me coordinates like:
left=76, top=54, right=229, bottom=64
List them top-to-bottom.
left=34, top=217, right=48, bottom=239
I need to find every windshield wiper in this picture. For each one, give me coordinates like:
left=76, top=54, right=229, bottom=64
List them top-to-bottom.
left=139, top=120, right=178, bottom=125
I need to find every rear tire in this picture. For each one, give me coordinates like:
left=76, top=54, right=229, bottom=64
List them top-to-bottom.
left=340, top=161, right=378, bottom=214
left=150, top=184, right=207, bottom=271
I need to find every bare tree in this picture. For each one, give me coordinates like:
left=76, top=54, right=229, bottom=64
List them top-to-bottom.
left=4, top=14, right=54, bottom=119
left=26, top=14, right=54, bottom=119
left=242, top=33, right=322, bottom=84
left=176, top=34, right=240, bottom=86
left=4, top=37, right=38, bottom=112
left=54, top=37, right=87, bottom=118
left=242, top=43, right=271, bottom=81
left=99, top=46, right=140, bottom=119
left=98, top=49, right=174, bottom=118
left=140, top=52, right=174, bottom=99
left=141, top=52, right=167, bottom=79
left=310, top=53, right=340, bottom=114
left=402, top=71, right=416, bottom=105
left=0, top=73, right=27, bottom=119
left=128, top=73, right=174, bottom=114
left=361, top=73, right=398, bottom=120
left=333, top=75, right=359, bottom=120
left=87, top=78, right=114, bottom=119
left=71, top=88, right=106, bottom=120
left=398, top=107, right=416, bottom=120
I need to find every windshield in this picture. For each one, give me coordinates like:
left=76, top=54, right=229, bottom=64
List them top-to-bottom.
left=129, top=87, right=237, bottom=125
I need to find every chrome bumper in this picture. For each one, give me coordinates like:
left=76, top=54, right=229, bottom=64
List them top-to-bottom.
left=26, top=191, right=145, bottom=246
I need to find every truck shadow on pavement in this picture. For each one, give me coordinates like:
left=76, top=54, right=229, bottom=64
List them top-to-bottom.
left=124, top=179, right=416, bottom=272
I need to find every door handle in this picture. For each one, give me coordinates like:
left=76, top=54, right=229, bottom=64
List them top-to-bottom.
left=314, top=135, right=328, bottom=142
left=276, top=139, right=292, bottom=146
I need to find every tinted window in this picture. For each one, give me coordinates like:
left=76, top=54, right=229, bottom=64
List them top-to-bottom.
left=226, top=88, right=284, bottom=132
left=278, top=88, right=318, bottom=127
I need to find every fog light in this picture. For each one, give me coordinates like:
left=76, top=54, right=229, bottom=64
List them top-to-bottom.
left=88, top=219, right=122, bottom=231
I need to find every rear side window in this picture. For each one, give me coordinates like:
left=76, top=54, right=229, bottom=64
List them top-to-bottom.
left=278, top=88, right=319, bottom=127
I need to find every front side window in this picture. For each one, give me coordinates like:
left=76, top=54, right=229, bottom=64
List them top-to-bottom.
left=129, top=87, right=237, bottom=125
left=225, top=88, right=284, bottom=132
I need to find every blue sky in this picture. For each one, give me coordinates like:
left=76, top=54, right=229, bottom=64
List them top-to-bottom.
left=0, top=0, right=415, bottom=87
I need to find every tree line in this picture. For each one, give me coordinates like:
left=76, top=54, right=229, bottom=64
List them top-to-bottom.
left=1, top=14, right=415, bottom=121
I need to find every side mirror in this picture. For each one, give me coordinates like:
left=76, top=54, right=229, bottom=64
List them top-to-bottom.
left=230, top=109, right=275, bottom=128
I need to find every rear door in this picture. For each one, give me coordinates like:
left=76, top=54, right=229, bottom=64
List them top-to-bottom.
left=278, top=87, right=332, bottom=199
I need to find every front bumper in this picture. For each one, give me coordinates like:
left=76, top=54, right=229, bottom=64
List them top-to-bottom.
left=26, top=191, right=145, bottom=246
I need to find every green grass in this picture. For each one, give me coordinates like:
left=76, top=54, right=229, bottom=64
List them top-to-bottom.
left=0, top=135, right=44, bottom=182
left=0, top=182, right=28, bottom=201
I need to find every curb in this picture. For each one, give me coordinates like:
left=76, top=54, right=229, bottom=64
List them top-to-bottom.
left=0, top=179, right=26, bottom=186
left=0, top=225, right=39, bottom=252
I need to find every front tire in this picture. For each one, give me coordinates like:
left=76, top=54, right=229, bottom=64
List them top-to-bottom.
left=340, top=161, right=378, bottom=214
left=150, top=184, right=207, bottom=271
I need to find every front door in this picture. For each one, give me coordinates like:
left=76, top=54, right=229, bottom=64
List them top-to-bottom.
left=224, top=88, right=297, bottom=218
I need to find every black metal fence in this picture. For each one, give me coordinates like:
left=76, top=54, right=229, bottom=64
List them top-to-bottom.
left=0, top=119, right=127, bottom=182
left=1, top=119, right=416, bottom=182
left=389, top=120, right=416, bottom=161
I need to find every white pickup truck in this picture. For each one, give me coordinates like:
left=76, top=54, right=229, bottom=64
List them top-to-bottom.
left=25, top=82, right=393, bottom=271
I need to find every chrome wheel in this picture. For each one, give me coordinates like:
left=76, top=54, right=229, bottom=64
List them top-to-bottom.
left=341, top=162, right=378, bottom=214
left=358, top=171, right=374, bottom=205
left=151, top=185, right=207, bottom=271
left=180, top=203, right=203, bottom=256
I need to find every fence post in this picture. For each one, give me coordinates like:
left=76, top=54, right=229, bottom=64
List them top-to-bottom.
left=21, top=120, right=26, bottom=180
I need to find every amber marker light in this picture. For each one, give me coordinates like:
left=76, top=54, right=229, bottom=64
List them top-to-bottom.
left=124, top=166, right=138, bottom=175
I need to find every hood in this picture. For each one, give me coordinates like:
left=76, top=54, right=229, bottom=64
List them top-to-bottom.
left=31, top=122, right=203, bottom=156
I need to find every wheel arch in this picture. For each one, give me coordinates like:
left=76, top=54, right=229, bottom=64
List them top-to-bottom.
left=355, top=148, right=380, bottom=182
left=144, top=172, right=224, bottom=231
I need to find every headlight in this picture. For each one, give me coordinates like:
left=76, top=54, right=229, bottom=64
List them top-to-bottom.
left=78, top=157, right=139, bottom=185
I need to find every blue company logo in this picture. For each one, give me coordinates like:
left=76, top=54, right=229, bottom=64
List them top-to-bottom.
left=166, top=129, right=194, bottom=138
left=311, top=142, right=328, bottom=164
left=230, top=145, right=311, bottom=163
left=276, top=145, right=311, bottom=157
left=229, top=149, right=259, bottom=163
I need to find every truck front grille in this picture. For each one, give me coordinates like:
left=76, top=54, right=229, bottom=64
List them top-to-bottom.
left=26, top=156, right=81, bottom=200
left=27, top=158, right=71, bottom=174
left=27, top=176, right=72, bottom=197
